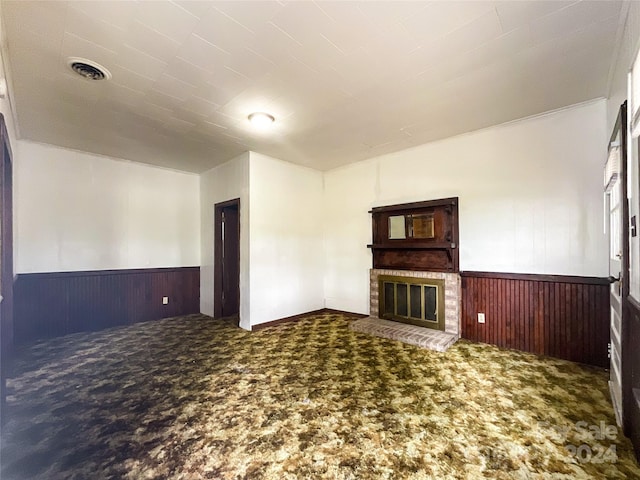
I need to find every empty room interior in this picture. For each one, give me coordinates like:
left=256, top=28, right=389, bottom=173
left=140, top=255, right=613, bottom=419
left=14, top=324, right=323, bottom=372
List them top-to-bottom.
left=1, top=0, right=640, bottom=478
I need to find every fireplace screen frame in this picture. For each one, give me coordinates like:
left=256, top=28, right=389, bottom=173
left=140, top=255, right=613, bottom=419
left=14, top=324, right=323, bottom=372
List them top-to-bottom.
left=378, top=275, right=445, bottom=330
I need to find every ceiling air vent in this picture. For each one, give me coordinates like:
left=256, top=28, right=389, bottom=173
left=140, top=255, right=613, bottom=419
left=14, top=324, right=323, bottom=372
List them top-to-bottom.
left=67, top=57, right=111, bottom=81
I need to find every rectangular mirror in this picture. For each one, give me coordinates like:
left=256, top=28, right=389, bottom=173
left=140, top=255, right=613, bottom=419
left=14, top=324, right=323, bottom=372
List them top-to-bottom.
left=410, top=213, right=435, bottom=239
left=388, top=215, right=406, bottom=239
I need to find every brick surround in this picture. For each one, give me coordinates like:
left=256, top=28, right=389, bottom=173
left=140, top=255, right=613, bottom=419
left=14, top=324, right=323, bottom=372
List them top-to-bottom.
left=370, top=268, right=461, bottom=336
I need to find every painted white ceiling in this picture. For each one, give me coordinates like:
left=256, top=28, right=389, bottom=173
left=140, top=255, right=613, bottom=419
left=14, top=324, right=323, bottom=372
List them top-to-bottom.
left=1, top=0, right=624, bottom=172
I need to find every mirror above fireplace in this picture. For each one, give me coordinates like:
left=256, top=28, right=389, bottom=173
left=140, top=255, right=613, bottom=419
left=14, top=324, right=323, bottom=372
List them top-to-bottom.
left=368, top=197, right=459, bottom=272
left=388, top=213, right=435, bottom=240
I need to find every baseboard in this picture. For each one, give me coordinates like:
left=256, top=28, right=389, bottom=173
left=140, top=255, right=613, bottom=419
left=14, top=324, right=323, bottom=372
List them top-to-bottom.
left=14, top=267, right=200, bottom=344
left=251, top=308, right=367, bottom=331
left=324, top=308, right=368, bottom=318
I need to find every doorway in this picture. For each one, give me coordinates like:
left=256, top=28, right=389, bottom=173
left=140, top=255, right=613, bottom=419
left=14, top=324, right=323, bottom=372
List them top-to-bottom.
left=622, top=99, right=640, bottom=460
left=606, top=102, right=627, bottom=427
left=607, top=102, right=640, bottom=461
left=214, top=199, right=240, bottom=321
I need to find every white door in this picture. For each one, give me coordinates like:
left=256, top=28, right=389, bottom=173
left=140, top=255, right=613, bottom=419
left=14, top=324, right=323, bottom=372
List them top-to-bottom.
left=607, top=137, right=624, bottom=426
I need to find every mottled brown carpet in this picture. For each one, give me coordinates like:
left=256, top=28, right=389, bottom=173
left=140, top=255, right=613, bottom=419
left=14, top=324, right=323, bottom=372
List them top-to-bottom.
left=1, top=312, right=639, bottom=479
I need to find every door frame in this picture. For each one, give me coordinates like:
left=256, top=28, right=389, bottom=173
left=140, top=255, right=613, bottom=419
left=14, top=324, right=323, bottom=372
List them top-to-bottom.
left=620, top=97, right=640, bottom=460
left=610, top=100, right=640, bottom=461
left=613, top=101, right=630, bottom=299
left=617, top=101, right=632, bottom=432
left=619, top=101, right=630, bottom=302
left=607, top=102, right=629, bottom=425
left=0, top=113, right=14, bottom=427
left=213, top=198, right=240, bottom=319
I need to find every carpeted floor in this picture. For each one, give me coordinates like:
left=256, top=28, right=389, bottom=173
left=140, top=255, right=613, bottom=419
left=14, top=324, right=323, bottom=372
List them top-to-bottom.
left=1, top=312, right=639, bottom=479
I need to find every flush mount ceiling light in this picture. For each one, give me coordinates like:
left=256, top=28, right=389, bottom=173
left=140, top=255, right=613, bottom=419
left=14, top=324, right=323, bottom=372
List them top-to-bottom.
left=67, top=57, right=111, bottom=81
left=248, top=112, right=275, bottom=128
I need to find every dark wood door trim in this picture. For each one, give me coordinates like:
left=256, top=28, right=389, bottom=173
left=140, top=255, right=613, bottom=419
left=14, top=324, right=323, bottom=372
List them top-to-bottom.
left=619, top=101, right=630, bottom=300
left=213, top=198, right=240, bottom=319
left=214, top=198, right=241, bottom=209
left=221, top=204, right=239, bottom=317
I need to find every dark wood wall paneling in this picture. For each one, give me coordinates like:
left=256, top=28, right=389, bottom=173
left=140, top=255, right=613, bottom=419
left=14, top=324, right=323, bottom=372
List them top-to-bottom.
left=14, top=267, right=200, bottom=345
left=461, top=271, right=610, bottom=367
left=623, top=295, right=640, bottom=460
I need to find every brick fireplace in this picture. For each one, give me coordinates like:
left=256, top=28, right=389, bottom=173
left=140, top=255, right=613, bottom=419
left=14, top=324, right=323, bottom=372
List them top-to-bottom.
left=350, top=197, right=461, bottom=351
left=370, top=269, right=461, bottom=338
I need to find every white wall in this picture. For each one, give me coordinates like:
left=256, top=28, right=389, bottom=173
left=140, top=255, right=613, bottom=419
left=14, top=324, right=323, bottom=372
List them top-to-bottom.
left=324, top=100, right=609, bottom=314
left=16, top=141, right=200, bottom=273
left=200, top=152, right=250, bottom=329
left=248, top=152, right=324, bottom=326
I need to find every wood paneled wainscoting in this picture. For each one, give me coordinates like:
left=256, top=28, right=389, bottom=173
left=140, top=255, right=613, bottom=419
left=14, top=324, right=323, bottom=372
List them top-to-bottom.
left=14, top=267, right=200, bottom=345
left=461, top=272, right=610, bottom=367
left=623, top=295, right=640, bottom=460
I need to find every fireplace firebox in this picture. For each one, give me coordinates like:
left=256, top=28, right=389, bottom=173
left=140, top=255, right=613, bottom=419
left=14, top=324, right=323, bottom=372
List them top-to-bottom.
left=378, top=275, right=445, bottom=330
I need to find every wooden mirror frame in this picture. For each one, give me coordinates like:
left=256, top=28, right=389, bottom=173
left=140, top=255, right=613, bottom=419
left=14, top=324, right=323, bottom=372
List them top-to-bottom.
left=368, top=197, right=459, bottom=272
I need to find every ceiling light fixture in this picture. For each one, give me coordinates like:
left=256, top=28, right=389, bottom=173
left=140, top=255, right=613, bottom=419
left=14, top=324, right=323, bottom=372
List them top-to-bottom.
left=67, top=57, right=111, bottom=81
left=248, top=112, right=275, bottom=128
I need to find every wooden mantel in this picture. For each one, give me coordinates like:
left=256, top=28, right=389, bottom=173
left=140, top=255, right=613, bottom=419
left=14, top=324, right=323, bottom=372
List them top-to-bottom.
left=367, top=197, right=459, bottom=272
